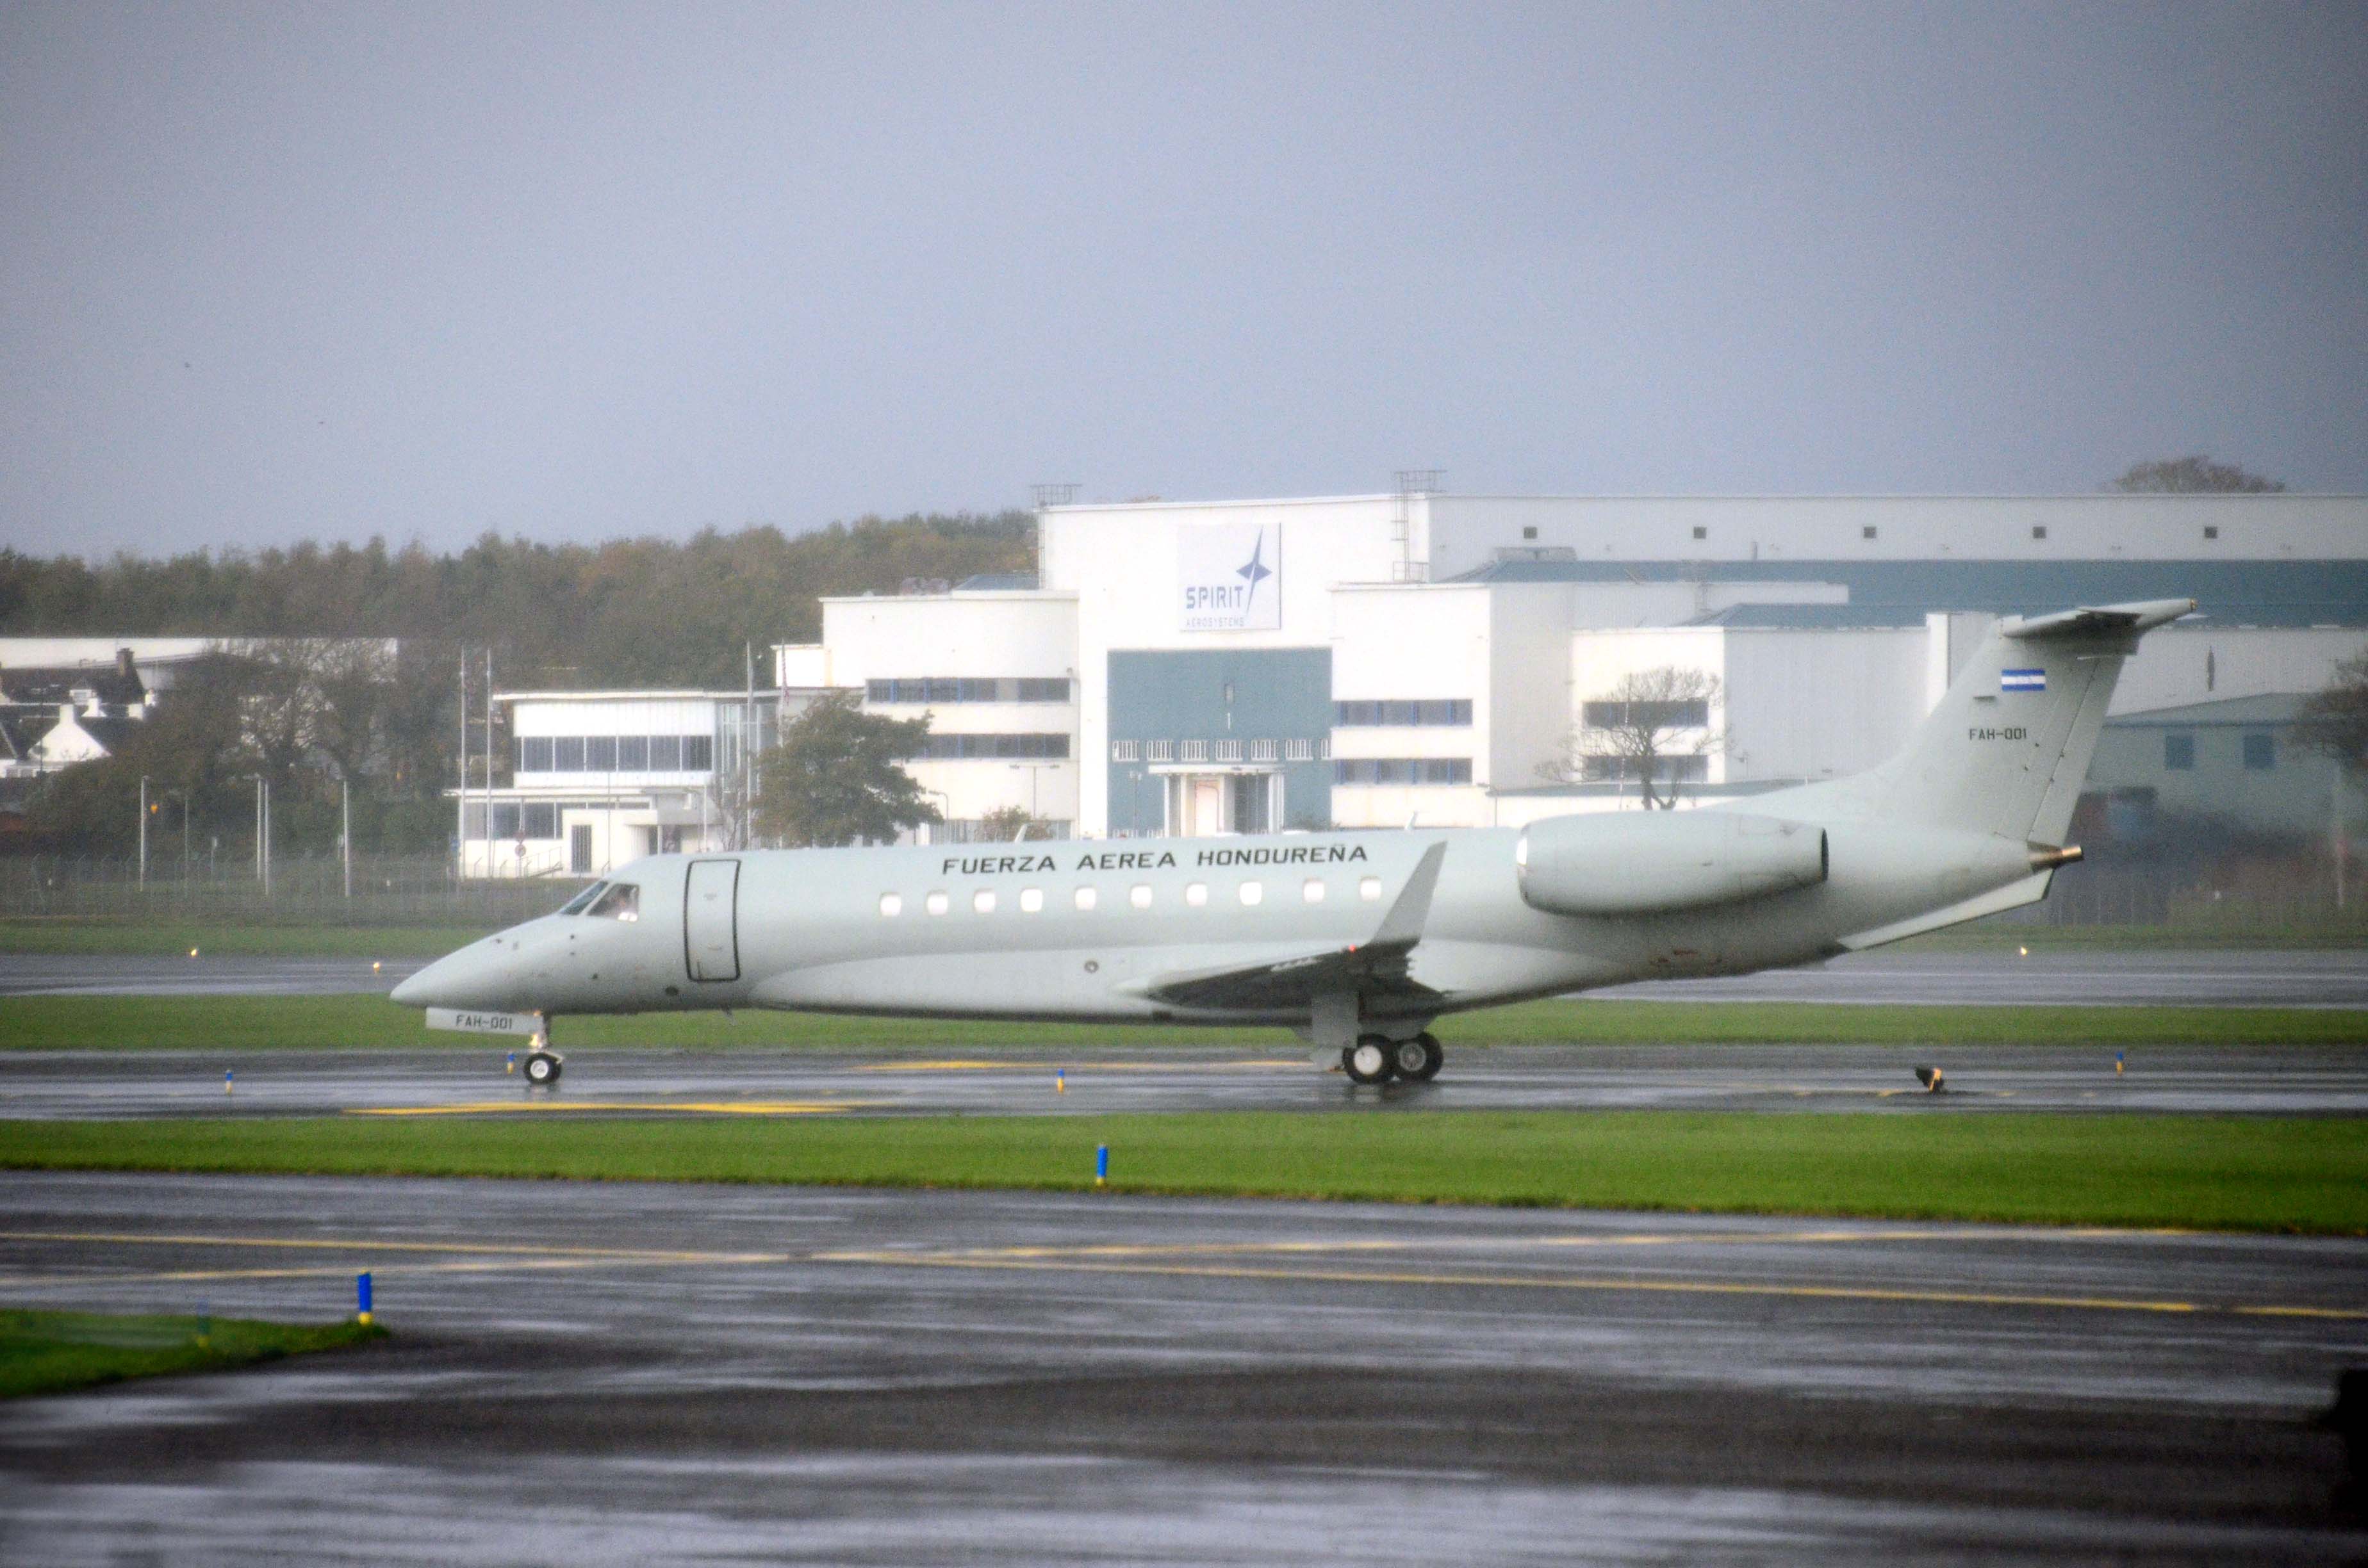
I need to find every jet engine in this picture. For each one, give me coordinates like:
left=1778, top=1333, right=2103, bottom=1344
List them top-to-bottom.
left=1515, top=811, right=1827, bottom=917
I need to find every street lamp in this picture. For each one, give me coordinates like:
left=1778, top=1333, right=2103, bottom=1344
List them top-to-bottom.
left=919, top=788, right=950, bottom=847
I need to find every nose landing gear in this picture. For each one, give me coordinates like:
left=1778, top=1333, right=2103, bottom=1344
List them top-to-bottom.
left=523, top=1017, right=564, bottom=1087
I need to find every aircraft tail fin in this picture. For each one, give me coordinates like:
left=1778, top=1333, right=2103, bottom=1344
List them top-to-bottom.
left=1850, top=598, right=2193, bottom=845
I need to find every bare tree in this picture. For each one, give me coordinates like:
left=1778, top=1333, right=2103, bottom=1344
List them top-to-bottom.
left=2296, top=646, right=2368, bottom=776
left=1544, top=667, right=1727, bottom=810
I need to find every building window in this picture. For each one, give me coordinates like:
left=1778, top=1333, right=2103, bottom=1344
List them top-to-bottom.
left=2204, top=525, right=2219, bottom=541
left=1862, top=526, right=1877, bottom=540
left=2032, top=526, right=2047, bottom=541
left=1691, top=527, right=1707, bottom=540
left=870, top=676, right=1071, bottom=704
left=1333, top=699, right=1472, bottom=727
left=1582, top=699, right=1709, bottom=730
left=913, top=733, right=1073, bottom=760
left=2163, top=733, right=2194, bottom=771
left=2243, top=733, right=2275, bottom=771
left=618, top=735, right=649, bottom=771
left=650, top=735, right=682, bottom=770
left=586, top=736, right=618, bottom=771
left=684, top=736, right=714, bottom=771
left=519, top=737, right=554, bottom=772
left=553, top=737, right=586, bottom=771
left=1285, top=738, right=1315, bottom=762
left=1181, top=739, right=1208, bottom=762
left=1213, top=739, right=1242, bottom=762
left=1249, top=739, right=1278, bottom=761
left=1111, top=740, right=1140, bottom=762
left=1145, top=740, right=1174, bottom=762
left=1578, top=755, right=1709, bottom=783
left=1331, top=758, right=1474, bottom=785
left=489, top=803, right=522, bottom=840
left=523, top=803, right=559, bottom=839
left=1238, top=881, right=1262, bottom=906
left=1185, top=883, right=1208, bottom=906
left=1074, top=886, right=1098, bottom=911
left=879, top=894, right=903, bottom=917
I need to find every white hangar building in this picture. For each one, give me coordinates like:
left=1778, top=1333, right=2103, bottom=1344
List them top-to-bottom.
left=775, top=489, right=2368, bottom=844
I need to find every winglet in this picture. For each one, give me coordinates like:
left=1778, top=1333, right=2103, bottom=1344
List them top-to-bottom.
left=1370, top=842, right=1447, bottom=949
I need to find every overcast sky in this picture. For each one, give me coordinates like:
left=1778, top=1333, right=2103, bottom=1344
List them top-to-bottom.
left=3, top=3, right=2363, bottom=558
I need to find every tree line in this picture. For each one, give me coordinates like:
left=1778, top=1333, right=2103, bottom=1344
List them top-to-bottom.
left=10, top=513, right=1032, bottom=856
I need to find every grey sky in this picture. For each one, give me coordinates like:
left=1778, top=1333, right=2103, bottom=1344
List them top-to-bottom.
left=3, top=3, right=2363, bottom=558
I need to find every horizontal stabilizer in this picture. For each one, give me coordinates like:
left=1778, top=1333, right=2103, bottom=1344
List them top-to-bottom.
left=2002, top=599, right=2195, bottom=641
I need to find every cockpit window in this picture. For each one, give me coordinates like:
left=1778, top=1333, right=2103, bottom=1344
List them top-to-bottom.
left=557, top=881, right=608, bottom=917
left=587, top=883, right=640, bottom=922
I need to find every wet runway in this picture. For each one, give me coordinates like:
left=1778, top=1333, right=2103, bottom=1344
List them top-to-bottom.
left=6, top=946, right=2367, bottom=1005
left=7, top=1040, right=2368, bottom=1120
left=2, top=1172, right=2363, bottom=1563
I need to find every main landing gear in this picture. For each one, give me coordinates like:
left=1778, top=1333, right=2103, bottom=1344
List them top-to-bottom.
left=523, top=1017, right=564, bottom=1087
left=1342, top=1032, right=1443, bottom=1086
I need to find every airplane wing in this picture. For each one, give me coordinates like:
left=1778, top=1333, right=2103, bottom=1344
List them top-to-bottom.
left=1133, top=841, right=1449, bottom=1011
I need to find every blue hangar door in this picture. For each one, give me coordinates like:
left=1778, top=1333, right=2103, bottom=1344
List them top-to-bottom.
left=683, top=858, right=741, bottom=983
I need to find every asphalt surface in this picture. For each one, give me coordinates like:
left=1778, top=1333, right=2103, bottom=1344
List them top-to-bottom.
left=6, top=946, right=2368, bottom=1005
left=6, top=1040, right=2367, bottom=1120
left=2, top=1172, right=2363, bottom=1564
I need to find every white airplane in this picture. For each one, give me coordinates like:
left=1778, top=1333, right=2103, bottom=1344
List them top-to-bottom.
left=394, top=598, right=2192, bottom=1086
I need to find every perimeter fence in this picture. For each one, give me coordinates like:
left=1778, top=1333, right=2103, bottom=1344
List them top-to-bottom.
left=1, top=851, right=2361, bottom=938
left=0, top=853, right=586, bottom=928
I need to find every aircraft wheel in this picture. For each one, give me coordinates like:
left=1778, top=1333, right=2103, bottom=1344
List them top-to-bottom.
left=1394, top=1034, right=1443, bottom=1082
left=1343, top=1036, right=1394, bottom=1086
left=524, top=1051, right=563, bottom=1086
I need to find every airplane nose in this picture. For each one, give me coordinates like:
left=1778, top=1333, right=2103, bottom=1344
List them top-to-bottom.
left=389, top=959, right=447, bottom=1008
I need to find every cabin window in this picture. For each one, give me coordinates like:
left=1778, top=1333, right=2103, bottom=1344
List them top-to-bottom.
left=1360, top=876, right=1383, bottom=902
left=1303, top=878, right=1326, bottom=903
left=557, top=881, right=607, bottom=916
left=1238, top=881, right=1262, bottom=906
left=587, top=883, right=639, bottom=922
left=1185, top=883, right=1208, bottom=907
left=1130, top=885, right=1153, bottom=910
left=1075, top=886, right=1098, bottom=911
left=1019, top=888, right=1044, bottom=913
left=973, top=890, right=998, bottom=914
left=926, top=892, right=950, bottom=916
left=878, top=893, right=903, bottom=917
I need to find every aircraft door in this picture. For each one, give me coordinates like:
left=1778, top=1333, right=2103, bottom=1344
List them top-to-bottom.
left=683, top=859, right=741, bottom=983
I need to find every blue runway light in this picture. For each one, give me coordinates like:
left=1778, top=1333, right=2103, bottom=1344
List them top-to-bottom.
left=1095, top=1144, right=1108, bottom=1187
left=356, top=1270, right=373, bottom=1325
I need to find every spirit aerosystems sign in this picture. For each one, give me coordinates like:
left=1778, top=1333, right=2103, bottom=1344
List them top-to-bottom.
left=1178, top=523, right=1281, bottom=632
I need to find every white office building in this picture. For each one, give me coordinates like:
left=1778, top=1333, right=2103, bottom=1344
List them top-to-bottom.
left=777, top=489, right=2368, bottom=845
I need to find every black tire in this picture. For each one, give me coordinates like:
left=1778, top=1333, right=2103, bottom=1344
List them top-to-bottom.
left=1395, top=1034, right=1443, bottom=1082
left=1343, top=1036, right=1394, bottom=1086
left=525, top=1052, right=562, bottom=1086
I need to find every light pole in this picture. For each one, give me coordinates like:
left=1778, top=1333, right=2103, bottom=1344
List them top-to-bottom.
left=138, top=776, right=148, bottom=890
left=341, top=777, right=352, bottom=900
left=919, top=788, right=949, bottom=847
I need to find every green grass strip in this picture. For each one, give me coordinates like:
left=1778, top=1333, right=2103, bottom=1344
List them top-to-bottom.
left=4, top=993, right=2364, bottom=1053
left=4, top=1112, right=2364, bottom=1234
left=0, top=1307, right=387, bottom=1400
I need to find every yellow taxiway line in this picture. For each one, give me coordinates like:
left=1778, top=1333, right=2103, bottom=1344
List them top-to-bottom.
left=860, top=1059, right=1305, bottom=1072
left=5, top=1227, right=2358, bottom=1320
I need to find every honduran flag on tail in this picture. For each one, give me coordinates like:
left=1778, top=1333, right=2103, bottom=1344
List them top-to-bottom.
left=2001, top=667, right=2046, bottom=692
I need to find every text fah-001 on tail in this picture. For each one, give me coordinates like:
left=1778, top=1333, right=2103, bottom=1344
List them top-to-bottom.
left=392, top=598, right=2195, bottom=1086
